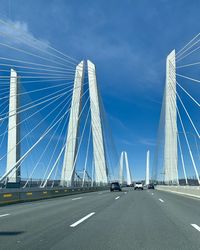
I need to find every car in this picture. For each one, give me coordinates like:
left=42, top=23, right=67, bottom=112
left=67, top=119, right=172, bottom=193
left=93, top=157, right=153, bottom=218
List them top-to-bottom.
left=110, top=182, right=122, bottom=192
left=134, top=182, right=143, bottom=190
left=126, top=183, right=134, bottom=187
left=147, top=183, right=154, bottom=189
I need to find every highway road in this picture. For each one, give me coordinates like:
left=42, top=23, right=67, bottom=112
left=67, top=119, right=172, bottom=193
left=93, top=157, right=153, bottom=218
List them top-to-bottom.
left=0, top=188, right=200, bottom=250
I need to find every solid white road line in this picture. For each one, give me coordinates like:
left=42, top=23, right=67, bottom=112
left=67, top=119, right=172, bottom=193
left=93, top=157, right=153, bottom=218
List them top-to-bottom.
left=115, top=196, right=120, bottom=200
left=72, top=197, right=83, bottom=201
left=159, top=198, right=164, bottom=203
left=70, top=212, right=95, bottom=227
left=0, top=214, right=10, bottom=218
left=191, top=224, right=200, bottom=232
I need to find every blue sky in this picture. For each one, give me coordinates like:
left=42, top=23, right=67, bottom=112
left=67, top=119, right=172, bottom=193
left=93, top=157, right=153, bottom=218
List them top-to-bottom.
left=0, top=0, right=199, bottom=181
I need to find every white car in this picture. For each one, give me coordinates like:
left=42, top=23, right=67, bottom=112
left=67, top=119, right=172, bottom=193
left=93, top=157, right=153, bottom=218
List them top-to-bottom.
left=134, top=182, right=143, bottom=190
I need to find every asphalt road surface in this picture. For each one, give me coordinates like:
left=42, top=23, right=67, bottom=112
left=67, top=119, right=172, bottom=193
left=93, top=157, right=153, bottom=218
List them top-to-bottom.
left=0, top=188, right=200, bottom=250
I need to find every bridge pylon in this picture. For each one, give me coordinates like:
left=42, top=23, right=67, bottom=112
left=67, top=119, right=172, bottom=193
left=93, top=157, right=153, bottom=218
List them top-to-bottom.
left=163, top=50, right=179, bottom=185
left=60, top=60, right=108, bottom=187
left=87, top=60, right=108, bottom=185
left=60, top=61, right=84, bottom=187
left=60, top=61, right=84, bottom=186
left=6, top=69, right=21, bottom=183
left=145, top=150, right=150, bottom=186
left=119, top=151, right=132, bottom=186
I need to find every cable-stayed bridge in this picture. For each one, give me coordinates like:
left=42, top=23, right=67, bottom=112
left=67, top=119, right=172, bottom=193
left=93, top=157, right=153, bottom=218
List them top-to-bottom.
left=0, top=20, right=200, bottom=250
left=0, top=20, right=121, bottom=189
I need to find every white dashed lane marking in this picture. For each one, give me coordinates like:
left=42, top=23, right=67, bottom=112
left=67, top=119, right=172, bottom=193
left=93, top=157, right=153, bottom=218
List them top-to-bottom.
left=72, top=197, right=83, bottom=201
left=70, top=212, right=95, bottom=227
left=0, top=214, right=10, bottom=218
left=191, top=224, right=200, bottom=232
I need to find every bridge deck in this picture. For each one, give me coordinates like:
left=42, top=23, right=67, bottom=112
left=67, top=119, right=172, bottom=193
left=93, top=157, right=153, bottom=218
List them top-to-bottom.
left=0, top=188, right=200, bottom=250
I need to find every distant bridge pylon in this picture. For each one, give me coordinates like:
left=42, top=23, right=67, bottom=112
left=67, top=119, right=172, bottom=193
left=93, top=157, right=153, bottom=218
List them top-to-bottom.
left=6, top=69, right=21, bottom=183
left=145, top=150, right=150, bottom=186
left=119, top=151, right=132, bottom=185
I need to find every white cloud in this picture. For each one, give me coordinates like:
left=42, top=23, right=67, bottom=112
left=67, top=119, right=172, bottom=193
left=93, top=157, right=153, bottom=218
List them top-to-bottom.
left=0, top=18, right=49, bottom=51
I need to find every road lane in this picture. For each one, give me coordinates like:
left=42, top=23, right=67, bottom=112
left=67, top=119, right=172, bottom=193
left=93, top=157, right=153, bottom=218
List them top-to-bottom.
left=0, top=188, right=200, bottom=250
left=0, top=189, right=122, bottom=249
left=55, top=189, right=200, bottom=250
left=151, top=189, right=200, bottom=245
left=151, top=189, right=200, bottom=224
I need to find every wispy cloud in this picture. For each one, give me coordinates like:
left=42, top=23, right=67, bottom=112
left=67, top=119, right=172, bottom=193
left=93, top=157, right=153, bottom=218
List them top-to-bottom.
left=0, top=18, right=49, bottom=50
left=108, top=113, right=129, bottom=132
left=138, top=138, right=156, bottom=147
left=120, top=139, right=137, bottom=147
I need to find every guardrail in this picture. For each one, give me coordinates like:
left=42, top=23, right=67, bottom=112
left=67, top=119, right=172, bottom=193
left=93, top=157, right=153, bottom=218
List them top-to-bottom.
left=156, top=185, right=200, bottom=199
left=0, top=186, right=109, bottom=206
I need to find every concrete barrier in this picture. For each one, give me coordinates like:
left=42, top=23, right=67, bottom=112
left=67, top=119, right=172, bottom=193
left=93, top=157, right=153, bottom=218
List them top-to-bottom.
left=156, top=185, right=200, bottom=199
left=0, top=186, right=108, bottom=205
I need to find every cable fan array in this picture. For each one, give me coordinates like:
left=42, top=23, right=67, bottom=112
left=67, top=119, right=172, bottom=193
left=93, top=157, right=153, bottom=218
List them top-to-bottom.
left=0, top=19, right=118, bottom=188
left=153, top=34, right=200, bottom=185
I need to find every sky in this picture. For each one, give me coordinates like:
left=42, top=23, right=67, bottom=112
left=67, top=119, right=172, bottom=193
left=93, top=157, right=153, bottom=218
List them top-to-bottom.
left=0, top=0, right=199, bottom=181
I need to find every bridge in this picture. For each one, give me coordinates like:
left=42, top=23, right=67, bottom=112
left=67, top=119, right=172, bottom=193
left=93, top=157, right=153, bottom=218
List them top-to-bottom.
left=0, top=20, right=200, bottom=250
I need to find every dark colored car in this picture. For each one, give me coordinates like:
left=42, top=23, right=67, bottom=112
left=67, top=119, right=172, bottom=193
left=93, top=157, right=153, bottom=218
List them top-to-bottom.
left=110, top=182, right=122, bottom=192
left=126, top=183, right=134, bottom=187
left=148, top=183, right=155, bottom=189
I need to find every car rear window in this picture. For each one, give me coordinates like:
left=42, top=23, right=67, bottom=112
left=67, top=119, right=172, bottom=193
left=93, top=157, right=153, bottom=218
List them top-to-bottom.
left=112, top=183, right=119, bottom=187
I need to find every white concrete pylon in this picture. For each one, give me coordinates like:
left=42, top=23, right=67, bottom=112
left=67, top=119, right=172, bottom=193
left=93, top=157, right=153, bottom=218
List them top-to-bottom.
left=163, top=50, right=179, bottom=185
left=87, top=60, right=108, bottom=185
left=60, top=61, right=84, bottom=187
left=6, top=68, right=20, bottom=183
left=145, top=150, right=150, bottom=186
left=119, top=151, right=132, bottom=185
left=119, top=151, right=124, bottom=184
left=124, top=151, right=132, bottom=186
